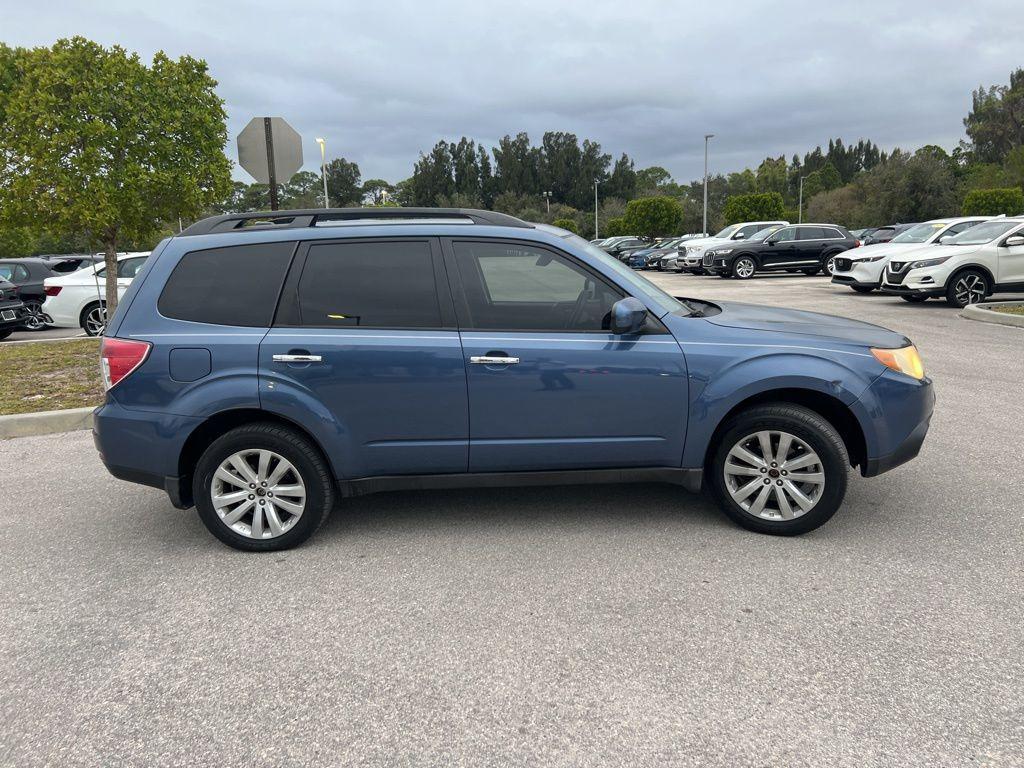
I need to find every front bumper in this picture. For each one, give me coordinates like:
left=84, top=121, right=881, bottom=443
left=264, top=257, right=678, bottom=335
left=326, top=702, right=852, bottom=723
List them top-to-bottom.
left=831, top=274, right=881, bottom=290
left=880, top=283, right=945, bottom=298
left=854, top=369, right=935, bottom=477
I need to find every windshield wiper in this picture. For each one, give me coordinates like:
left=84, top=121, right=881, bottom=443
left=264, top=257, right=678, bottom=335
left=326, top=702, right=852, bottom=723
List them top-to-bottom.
left=677, top=298, right=706, bottom=317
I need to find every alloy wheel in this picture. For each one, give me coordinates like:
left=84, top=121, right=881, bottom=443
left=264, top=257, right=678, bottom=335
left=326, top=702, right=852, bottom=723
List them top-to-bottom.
left=824, top=256, right=836, bottom=275
left=735, top=258, right=755, bottom=279
left=953, top=274, right=986, bottom=306
left=21, top=301, right=49, bottom=331
left=84, top=306, right=107, bottom=336
left=723, top=430, right=825, bottom=520
left=210, top=449, right=307, bottom=540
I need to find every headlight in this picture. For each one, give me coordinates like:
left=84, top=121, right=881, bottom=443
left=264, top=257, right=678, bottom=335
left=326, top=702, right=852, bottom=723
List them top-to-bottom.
left=686, top=246, right=701, bottom=253
left=715, top=249, right=733, bottom=255
left=855, top=255, right=887, bottom=263
left=908, top=255, right=952, bottom=270
left=871, top=345, right=925, bottom=380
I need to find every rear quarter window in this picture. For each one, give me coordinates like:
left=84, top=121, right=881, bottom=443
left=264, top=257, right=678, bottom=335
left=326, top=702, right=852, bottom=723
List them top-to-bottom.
left=158, top=242, right=295, bottom=327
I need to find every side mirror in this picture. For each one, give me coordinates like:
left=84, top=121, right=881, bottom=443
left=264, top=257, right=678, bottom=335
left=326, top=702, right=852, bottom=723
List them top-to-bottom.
left=733, top=233, right=746, bottom=240
left=938, top=235, right=951, bottom=243
left=1004, top=235, right=1024, bottom=247
left=766, top=239, right=776, bottom=246
left=610, top=297, right=647, bottom=335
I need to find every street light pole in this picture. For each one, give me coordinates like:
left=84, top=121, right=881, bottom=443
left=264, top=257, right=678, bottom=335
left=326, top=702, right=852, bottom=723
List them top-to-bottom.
left=703, top=134, right=714, bottom=236
left=315, top=137, right=329, bottom=208
left=798, top=175, right=808, bottom=224
left=593, top=180, right=599, bottom=239
left=543, top=191, right=551, bottom=214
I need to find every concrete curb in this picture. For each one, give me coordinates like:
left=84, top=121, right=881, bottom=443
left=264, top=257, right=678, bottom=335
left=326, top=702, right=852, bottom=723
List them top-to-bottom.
left=960, top=301, right=1024, bottom=329
left=0, top=407, right=95, bottom=439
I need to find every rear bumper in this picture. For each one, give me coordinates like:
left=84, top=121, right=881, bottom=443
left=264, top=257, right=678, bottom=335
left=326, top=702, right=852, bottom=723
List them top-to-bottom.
left=0, top=301, right=27, bottom=329
left=93, top=401, right=201, bottom=508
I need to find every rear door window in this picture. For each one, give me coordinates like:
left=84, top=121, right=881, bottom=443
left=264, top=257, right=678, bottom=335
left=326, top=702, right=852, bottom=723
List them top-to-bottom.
left=798, top=227, right=826, bottom=240
left=294, top=240, right=442, bottom=328
left=158, top=242, right=295, bottom=327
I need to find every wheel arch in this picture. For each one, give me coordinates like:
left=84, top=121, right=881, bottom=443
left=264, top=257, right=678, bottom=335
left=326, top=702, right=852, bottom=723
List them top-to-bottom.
left=947, top=263, right=995, bottom=290
left=702, top=388, right=867, bottom=473
left=176, top=408, right=336, bottom=507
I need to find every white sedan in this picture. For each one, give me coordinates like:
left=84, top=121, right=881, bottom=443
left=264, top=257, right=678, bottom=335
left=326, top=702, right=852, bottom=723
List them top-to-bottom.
left=42, top=253, right=150, bottom=335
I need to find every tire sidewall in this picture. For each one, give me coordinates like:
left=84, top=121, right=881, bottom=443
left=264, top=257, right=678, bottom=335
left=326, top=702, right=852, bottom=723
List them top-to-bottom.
left=732, top=256, right=756, bottom=279
left=709, top=406, right=848, bottom=535
left=193, top=425, right=332, bottom=551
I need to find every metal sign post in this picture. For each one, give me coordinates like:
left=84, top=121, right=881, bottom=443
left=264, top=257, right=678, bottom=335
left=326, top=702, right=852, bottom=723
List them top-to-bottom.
left=238, top=117, right=303, bottom=211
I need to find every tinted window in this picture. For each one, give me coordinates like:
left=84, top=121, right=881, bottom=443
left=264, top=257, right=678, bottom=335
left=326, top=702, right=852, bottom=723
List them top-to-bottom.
left=945, top=221, right=981, bottom=237
left=736, top=224, right=764, bottom=238
left=771, top=227, right=798, bottom=242
left=797, top=227, right=825, bottom=240
left=296, top=240, right=441, bottom=328
left=453, top=240, right=622, bottom=331
left=159, top=243, right=294, bottom=327
left=118, top=257, right=147, bottom=278
left=0, top=266, right=12, bottom=281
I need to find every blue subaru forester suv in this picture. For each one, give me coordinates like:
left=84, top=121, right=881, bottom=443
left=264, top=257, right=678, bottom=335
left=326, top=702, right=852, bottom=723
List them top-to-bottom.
left=94, top=208, right=934, bottom=551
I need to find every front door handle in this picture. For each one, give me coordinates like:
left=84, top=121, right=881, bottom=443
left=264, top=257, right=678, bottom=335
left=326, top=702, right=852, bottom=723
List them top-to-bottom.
left=273, top=354, right=323, bottom=363
left=470, top=355, right=519, bottom=365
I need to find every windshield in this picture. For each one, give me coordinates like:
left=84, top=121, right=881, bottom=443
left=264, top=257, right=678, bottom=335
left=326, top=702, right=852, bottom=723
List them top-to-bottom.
left=946, top=220, right=1020, bottom=246
left=892, top=222, right=949, bottom=244
left=534, top=224, right=686, bottom=316
left=712, top=224, right=740, bottom=239
left=0, top=266, right=13, bottom=281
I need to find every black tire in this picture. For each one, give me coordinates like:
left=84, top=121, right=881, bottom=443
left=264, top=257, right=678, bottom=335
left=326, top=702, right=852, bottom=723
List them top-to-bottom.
left=732, top=256, right=757, bottom=279
left=801, top=268, right=819, bottom=276
left=945, top=268, right=989, bottom=308
left=717, top=272, right=732, bottom=279
left=851, top=285, right=875, bottom=294
left=900, top=294, right=929, bottom=303
left=21, top=300, right=48, bottom=331
left=80, top=302, right=107, bottom=336
left=0, top=329, right=12, bottom=341
left=708, top=404, right=849, bottom=536
left=193, top=422, right=334, bottom=552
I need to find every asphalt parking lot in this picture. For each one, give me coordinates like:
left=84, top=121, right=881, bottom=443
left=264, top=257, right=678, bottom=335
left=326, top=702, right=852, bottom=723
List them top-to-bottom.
left=1, top=274, right=1022, bottom=767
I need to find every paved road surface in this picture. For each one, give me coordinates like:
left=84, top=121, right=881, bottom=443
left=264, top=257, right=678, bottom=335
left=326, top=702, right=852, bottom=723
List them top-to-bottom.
left=1, top=275, right=1022, bottom=766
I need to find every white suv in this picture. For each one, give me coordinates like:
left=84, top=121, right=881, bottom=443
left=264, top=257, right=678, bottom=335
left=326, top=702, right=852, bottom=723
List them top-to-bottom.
left=831, top=217, right=991, bottom=293
left=880, top=218, right=1024, bottom=307
left=677, top=221, right=789, bottom=273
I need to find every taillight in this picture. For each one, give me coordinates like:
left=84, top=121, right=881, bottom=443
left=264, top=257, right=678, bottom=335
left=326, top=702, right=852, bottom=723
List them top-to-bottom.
left=44, top=286, right=62, bottom=296
left=100, top=337, right=151, bottom=391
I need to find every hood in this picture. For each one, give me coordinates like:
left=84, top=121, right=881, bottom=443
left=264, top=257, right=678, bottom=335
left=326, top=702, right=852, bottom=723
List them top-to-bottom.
left=680, top=236, right=730, bottom=251
left=848, top=241, right=930, bottom=261
left=704, top=300, right=909, bottom=348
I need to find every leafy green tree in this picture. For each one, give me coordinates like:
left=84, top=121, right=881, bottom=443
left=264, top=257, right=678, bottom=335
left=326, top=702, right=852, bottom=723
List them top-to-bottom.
left=0, top=37, right=231, bottom=314
left=964, top=69, right=1024, bottom=164
left=493, top=133, right=540, bottom=197
left=604, top=154, right=637, bottom=200
left=325, top=157, right=362, bottom=207
left=635, top=166, right=672, bottom=193
left=361, top=178, right=395, bottom=205
left=962, top=187, right=1024, bottom=216
left=723, top=192, right=786, bottom=225
left=622, top=196, right=683, bottom=239
left=552, top=217, right=578, bottom=233
left=603, top=217, right=628, bottom=237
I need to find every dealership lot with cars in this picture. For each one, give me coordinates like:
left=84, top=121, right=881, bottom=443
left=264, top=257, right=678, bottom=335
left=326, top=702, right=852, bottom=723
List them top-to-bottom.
left=2, top=249, right=1023, bottom=764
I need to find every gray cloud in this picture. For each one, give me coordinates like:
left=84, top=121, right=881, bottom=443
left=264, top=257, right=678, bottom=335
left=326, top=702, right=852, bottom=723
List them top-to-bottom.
left=4, top=0, right=1023, bottom=185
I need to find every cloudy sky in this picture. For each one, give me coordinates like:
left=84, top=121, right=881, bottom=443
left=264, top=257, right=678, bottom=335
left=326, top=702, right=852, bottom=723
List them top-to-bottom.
left=3, top=0, right=1023, bottom=185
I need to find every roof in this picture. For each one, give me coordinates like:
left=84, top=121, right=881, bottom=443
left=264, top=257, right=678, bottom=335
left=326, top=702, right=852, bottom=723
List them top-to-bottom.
left=180, top=207, right=533, bottom=237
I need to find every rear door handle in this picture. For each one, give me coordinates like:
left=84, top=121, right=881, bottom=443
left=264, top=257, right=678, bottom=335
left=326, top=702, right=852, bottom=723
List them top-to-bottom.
left=273, top=354, right=323, bottom=363
left=470, top=356, right=519, bottom=365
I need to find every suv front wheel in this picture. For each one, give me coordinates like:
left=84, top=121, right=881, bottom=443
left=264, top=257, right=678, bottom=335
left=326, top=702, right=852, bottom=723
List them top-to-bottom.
left=732, top=256, right=757, bottom=279
left=946, top=269, right=989, bottom=308
left=708, top=404, right=849, bottom=535
left=193, top=423, right=335, bottom=551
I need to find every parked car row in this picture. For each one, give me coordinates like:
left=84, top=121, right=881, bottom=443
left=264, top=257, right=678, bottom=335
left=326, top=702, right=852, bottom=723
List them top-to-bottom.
left=834, top=216, right=1024, bottom=307
left=41, top=252, right=150, bottom=335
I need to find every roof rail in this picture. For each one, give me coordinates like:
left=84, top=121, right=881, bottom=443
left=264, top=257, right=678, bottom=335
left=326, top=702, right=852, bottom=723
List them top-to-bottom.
left=179, top=207, right=532, bottom=236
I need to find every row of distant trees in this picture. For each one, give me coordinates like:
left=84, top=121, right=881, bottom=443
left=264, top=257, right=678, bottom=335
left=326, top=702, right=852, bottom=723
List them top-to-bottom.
left=2, top=36, right=1023, bottom=277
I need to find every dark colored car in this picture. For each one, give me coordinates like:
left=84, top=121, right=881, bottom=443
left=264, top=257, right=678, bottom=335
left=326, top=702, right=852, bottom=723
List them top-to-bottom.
left=93, top=207, right=934, bottom=552
left=705, top=224, right=859, bottom=279
left=863, top=224, right=916, bottom=246
left=626, top=237, right=686, bottom=269
left=603, top=238, right=648, bottom=260
left=38, top=254, right=105, bottom=273
left=0, top=258, right=63, bottom=330
left=0, top=278, right=28, bottom=340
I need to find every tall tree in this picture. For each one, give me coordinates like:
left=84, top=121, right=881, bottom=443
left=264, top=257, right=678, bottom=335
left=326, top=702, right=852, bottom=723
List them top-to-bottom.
left=0, top=37, right=231, bottom=315
left=964, top=69, right=1024, bottom=164
left=324, top=157, right=362, bottom=207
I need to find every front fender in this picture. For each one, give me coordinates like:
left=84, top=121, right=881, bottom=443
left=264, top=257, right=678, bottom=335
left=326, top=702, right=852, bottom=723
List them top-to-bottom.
left=681, top=350, right=880, bottom=467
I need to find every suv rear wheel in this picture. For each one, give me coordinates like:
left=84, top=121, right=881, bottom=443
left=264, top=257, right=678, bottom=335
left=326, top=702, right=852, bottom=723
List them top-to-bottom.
left=946, top=269, right=989, bottom=308
left=708, top=404, right=848, bottom=535
left=193, top=423, right=334, bottom=551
